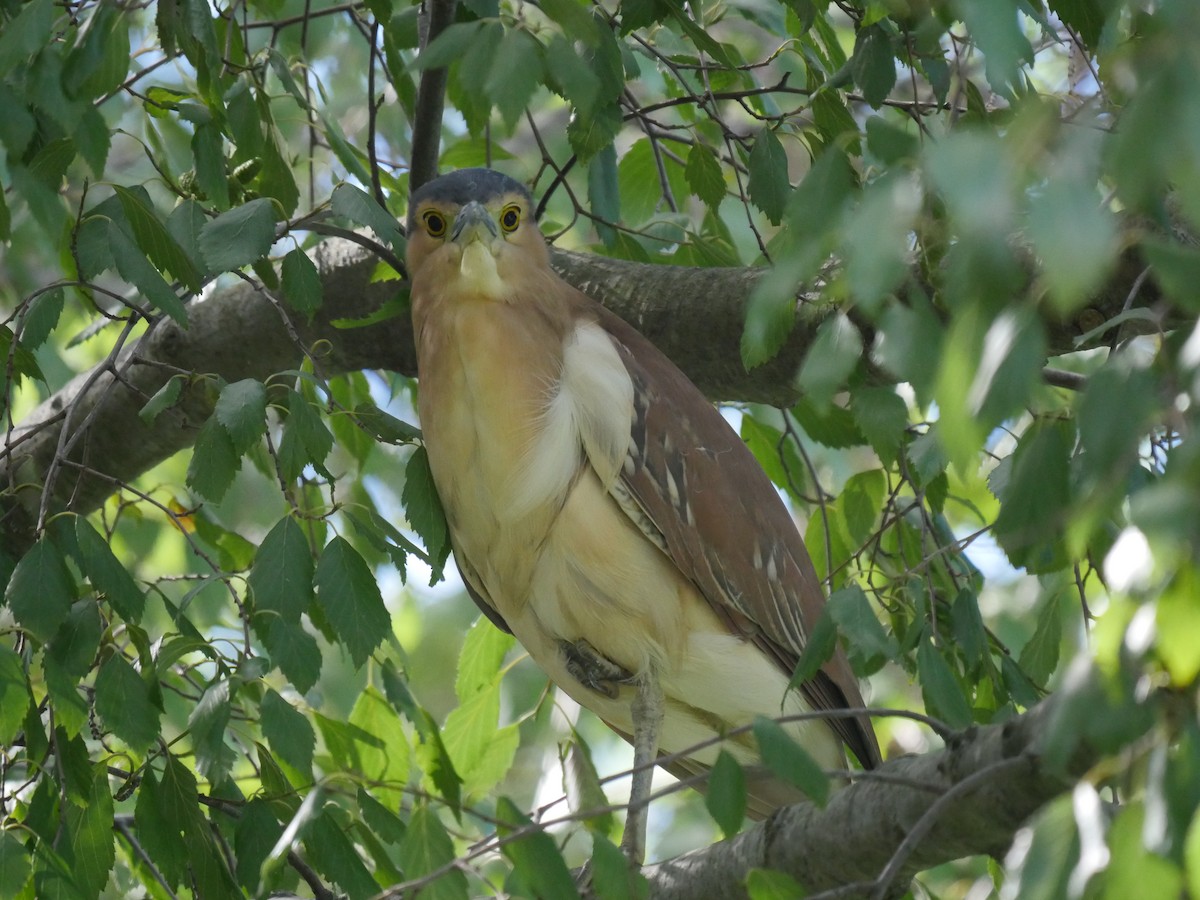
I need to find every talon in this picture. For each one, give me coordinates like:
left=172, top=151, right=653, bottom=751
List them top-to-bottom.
left=560, top=639, right=632, bottom=699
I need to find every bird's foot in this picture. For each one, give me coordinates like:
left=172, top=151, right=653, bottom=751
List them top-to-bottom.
left=559, top=639, right=633, bottom=699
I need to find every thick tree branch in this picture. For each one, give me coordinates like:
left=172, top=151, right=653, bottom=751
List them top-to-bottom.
left=0, top=237, right=1170, bottom=557
left=642, top=698, right=1102, bottom=899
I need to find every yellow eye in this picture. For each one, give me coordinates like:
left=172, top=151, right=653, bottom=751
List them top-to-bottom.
left=499, top=204, right=522, bottom=233
left=422, top=209, right=447, bottom=237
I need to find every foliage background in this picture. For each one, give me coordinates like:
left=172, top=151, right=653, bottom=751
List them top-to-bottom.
left=1, top=0, right=1199, bottom=897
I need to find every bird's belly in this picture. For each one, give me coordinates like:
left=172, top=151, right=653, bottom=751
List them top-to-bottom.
left=500, top=470, right=844, bottom=772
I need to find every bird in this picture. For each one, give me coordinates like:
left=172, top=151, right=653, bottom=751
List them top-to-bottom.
left=406, top=168, right=880, bottom=863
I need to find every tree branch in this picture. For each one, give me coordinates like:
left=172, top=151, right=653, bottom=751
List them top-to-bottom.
left=642, top=697, right=1102, bottom=899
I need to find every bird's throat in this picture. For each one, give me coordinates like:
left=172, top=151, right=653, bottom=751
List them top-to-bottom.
left=457, top=241, right=506, bottom=299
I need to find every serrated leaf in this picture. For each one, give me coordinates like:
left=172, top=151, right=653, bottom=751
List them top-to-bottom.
left=0, top=0, right=52, bottom=80
left=850, top=24, right=896, bottom=108
left=486, top=29, right=543, bottom=130
left=747, top=129, right=789, bottom=225
left=258, top=133, right=300, bottom=216
left=685, top=142, right=725, bottom=208
left=588, top=143, right=620, bottom=245
left=331, top=183, right=404, bottom=253
left=114, top=185, right=202, bottom=291
left=198, top=198, right=277, bottom=272
left=106, top=220, right=189, bottom=324
left=281, top=247, right=323, bottom=318
left=20, top=287, right=63, bottom=350
left=796, top=312, right=863, bottom=408
left=139, top=375, right=185, bottom=424
left=215, top=378, right=268, bottom=454
left=850, top=386, right=908, bottom=465
left=278, top=389, right=334, bottom=480
left=186, top=415, right=240, bottom=502
left=403, top=447, right=451, bottom=584
left=249, top=516, right=315, bottom=624
left=315, top=537, right=390, bottom=668
left=5, top=538, right=74, bottom=643
left=827, top=584, right=896, bottom=668
left=1019, top=595, right=1061, bottom=688
left=45, top=599, right=101, bottom=679
left=788, top=608, right=837, bottom=692
left=456, top=616, right=516, bottom=702
left=265, top=619, right=322, bottom=693
left=917, top=639, right=973, bottom=729
left=0, top=645, right=30, bottom=746
left=94, top=654, right=160, bottom=753
left=189, top=678, right=234, bottom=783
left=348, top=687, right=411, bottom=802
left=261, top=689, right=316, bottom=775
left=752, top=717, right=830, bottom=805
left=705, top=751, right=747, bottom=838
left=64, top=764, right=115, bottom=897
left=358, top=788, right=407, bottom=845
left=496, top=796, right=581, bottom=899
left=234, top=800, right=284, bottom=893
left=399, top=804, right=468, bottom=900
left=304, top=810, right=380, bottom=900
left=0, top=830, right=31, bottom=897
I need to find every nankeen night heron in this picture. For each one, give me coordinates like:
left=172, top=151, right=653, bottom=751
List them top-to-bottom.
left=406, top=168, right=880, bottom=863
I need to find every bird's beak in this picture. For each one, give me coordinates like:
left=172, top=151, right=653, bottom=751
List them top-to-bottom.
left=451, top=201, right=499, bottom=245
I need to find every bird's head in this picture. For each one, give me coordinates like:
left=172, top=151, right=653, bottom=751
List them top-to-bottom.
left=406, top=168, right=548, bottom=302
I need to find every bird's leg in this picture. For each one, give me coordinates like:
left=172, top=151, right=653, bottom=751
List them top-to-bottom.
left=559, top=638, right=633, bottom=699
left=621, top=671, right=664, bottom=866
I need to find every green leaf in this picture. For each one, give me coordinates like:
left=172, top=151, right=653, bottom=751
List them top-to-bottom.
left=0, top=0, right=52, bottom=80
left=957, top=0, right=1034, bottom=90
left=1048, top=0, right=1105, bottom=46
left=850, top=24, right=895, bottom=108
left=486, top=29, right=543, bottom=130
left=865, top=116, right=918, bottom=165
left=747, top=129, right=789, bottom=225
left=258, top=133, right=300, bottom=216
left=685, top=142, right=726, bottom=208
left=588, top=143, right=620, bottom=246
left=330, top=183, right=405, bottom=253
left=113, top=185, right=202, bottom=291
left=198, top=198, right=277, bottom=272
left=106, top=220, right=189, bottom=324
left=281, top=247, right=323, bottom=318
left=20, top=287, right=64, bottom=350
left=796, top=312, right=863, bottom=408
left=0, top=325, right=44, bottom=384
left=1077, top=365, right=1154, bottom=482
left=139, top=375, right=185, bottom=424
left=215, top=378, right=268, bottom=454
left=850, top=386, right=908, bottom=465
left=278, top=389, right=334, bottom=480
left=186, top=415, right=240, bottom=502
left=740, top=415, right=806, bottom=499
left=991, top=419, right=1073, bottom=573
left=403, top=446, right=451, bottom=584
left=840, top=469, right=886, bottom=547
left=249, top=516, right=315, bottom=624
left=75, top=517, right=145, bottom=621
left=315, top=537, right=390, bottom=668
left=6, top=538, right=74, bottom=643
left=1156, top=569, right=1200, bottom=688
left=827, top=584, right=896, bottom=669
left=951, top=588, right=987, bottom=675
left=1019, top=594, right=1062, bottom=688
left=45, top=600, right=101, bottom=679
left=788, top=608, right=837, bottom=692
left=456, top=616, right=516, bottom=702
left=265, top=619, right=323, bottom=693
left=917, top=639, right=973, bottom=729
left=0, top=645, right=31, bottom=746
left=94, top=654, right=161, bottom=754
left=189, top=679, right=234, bottom=782
left=348, top=687, right=411, bottom=802
left=261, top=688, right=316, bottom=774
left=753, top=716, right=830, bottom=805
left=705, top=751, right=747, bottom=838
left=64, top=764, right=116, bottom=897
left=358, top=787, right=407, bottom=845
left=496, top=796, right=581, bottom=899
left=234, top=800, right=285, bottom=893
left=399, top=804, right=469, bottom=900
left=304, top=809, right=381, bottom=900
left=0, top=831, right=32, bottom=897
left=589, top=832, right=647, bottom=900
left=746, top=868, right=807, bottom=900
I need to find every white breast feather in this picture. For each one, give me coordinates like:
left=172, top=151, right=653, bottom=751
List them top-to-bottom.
left=507, top=321, right=633, bottom=519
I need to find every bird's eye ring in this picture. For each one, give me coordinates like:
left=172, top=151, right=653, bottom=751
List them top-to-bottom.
left=499, top=204, right=522, bottom=233
left=422, top=210, right=447, bottom=237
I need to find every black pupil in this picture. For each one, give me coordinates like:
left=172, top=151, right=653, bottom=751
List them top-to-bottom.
left=503, top=211, right=517, bottom=228
left=427, top=213, right=443, bottom=232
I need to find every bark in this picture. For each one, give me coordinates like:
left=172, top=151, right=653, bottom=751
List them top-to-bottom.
left=643, top=698, right=1097, bottom=899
